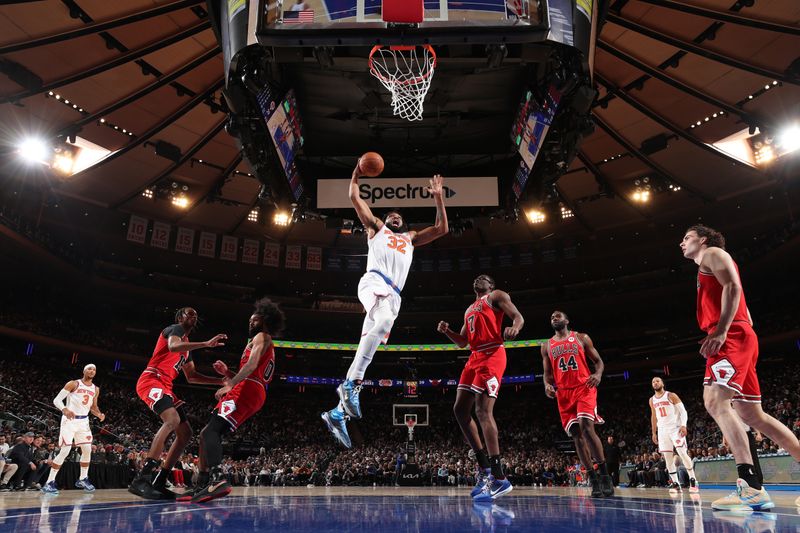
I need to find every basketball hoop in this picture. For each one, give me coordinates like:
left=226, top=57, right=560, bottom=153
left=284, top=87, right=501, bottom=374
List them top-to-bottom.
left=368, top=45, right=437, bottom=122
left=404, top=414, right=418, bottom=440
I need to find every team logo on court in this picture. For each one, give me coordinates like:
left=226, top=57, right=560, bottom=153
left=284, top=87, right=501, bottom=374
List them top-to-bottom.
left=710, top=359, right=736, bottom=385
left=486, top=377, right=500, bottom=396
left=148, top=388, right=163, bottom=402
left=220, top=400, right=236, bottom=416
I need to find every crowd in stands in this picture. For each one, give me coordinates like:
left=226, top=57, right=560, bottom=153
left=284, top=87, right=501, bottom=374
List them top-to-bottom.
left=1, top=352, right=798, bottom=491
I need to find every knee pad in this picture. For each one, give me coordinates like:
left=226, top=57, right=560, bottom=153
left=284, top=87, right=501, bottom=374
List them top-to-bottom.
left=79, top=444, right=92, bottom=459
left=54, top=445, right=72, bottom=464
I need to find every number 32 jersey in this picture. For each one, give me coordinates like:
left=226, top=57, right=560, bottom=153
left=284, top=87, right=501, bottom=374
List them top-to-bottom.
left=366, top=227, right=414, bottom=291
left=146, top=323, right=192, bottom=385
left=548, top=332, right=591, bottom=390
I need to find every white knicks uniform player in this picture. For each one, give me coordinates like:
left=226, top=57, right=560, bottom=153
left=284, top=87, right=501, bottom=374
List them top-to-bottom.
left=321, top=165, right=448, bottom=449
left=358, top=226, right=414, bottom=338
left=649, top=377, right=698, bottom=492
left=60, top=380, right=96, bottom=446
left=652, top=390, right=686, bottom=452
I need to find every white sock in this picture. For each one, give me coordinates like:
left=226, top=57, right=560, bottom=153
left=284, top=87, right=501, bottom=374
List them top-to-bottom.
left=80, top=465, right=89, bottom=479
left=47, top=466, right=60, bottom=484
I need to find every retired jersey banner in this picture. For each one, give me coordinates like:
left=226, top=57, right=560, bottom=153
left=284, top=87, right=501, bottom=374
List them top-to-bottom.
left=316, top=177, right=498, bottom=208
left=126, top=215, right=148, bottom=244
left=150, top=221, right=170, bottom=249
left=175, top=227, right=194, bottom=254
left=198, top=232, right=217, bottom=258
left=220, top=235, right=238, bottom=261
left=242, top=239, right=259, bottom=264
left=263, top=242, right=280, bottom=267
left=285, top=245, right=301, bottom=269
left=306, top=246, right=322, bottom=271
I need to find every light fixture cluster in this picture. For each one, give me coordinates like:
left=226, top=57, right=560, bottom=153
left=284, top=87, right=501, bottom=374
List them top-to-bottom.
left=741, top=80, right=780, bottom=105
left=47, top=91, right=88, bottom=114
left=689, top=110, right=725, bottom=129
left=98, top=117, right=135, bottom=137
left=602, top=153, right=624, bottom=164
left=632, top=177, right=652, bottom=203
left=141, top=181, right=190, bottom=208
left=667, top=184, right=682, bottom=192
left=141, top=188, right=154, bottom=199
left=171, top=195, right=189, bottom=209
left=560, top=205, right=574, bottom=219
left=248, top=207, right=260, bottom=222
left=525, top=209, right=546, bottom=224
left=273, top=211, right=291, bottom=226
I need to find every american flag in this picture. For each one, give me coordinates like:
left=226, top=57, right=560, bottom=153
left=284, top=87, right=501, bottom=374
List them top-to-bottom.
left=283, top=10, right=314, bottom=23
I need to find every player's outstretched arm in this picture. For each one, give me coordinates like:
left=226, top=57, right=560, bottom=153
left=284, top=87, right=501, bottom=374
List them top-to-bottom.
left=349, top=165, right=381, bottom=234
left=410, top=175, right=449, bottom=247
left=491, top=290, right=524, bottom=340
left=436, top=321, right=468, bottom=348
left=168, top=333, right=227, bottom=353
left=215, top=333, right=272, bottom=399
left=580, top=333, right=604, bottom=388
left=541, top=345, right=556, bottom=398
left=182, top=359, right=227, bottom=385
left=53, top=380, right=78, bottom=419
left=90, top=387, right=105, bottom=422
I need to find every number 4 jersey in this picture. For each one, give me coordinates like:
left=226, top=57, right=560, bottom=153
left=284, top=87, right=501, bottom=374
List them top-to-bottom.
left=548, top=332, right=591, bottom=389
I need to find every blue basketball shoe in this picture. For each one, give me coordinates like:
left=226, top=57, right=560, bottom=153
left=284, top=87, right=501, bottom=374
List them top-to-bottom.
left=336, top=380, right=362, bottom=419
left=322, top=407, right=352, bottom=448
left=470, top=468, right=491, bottom=498
left=75, top=478, right=95, bottom=492
left=41, top=481, right=59, bottom=494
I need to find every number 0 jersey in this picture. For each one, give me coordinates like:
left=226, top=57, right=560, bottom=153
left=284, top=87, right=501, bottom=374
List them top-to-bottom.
left=365, top=227, right=414, bottom=291
left=464, top=294, right=504, bottom=353
left=145, top=324, right=192, bottom=385
left=548, top=332, right=591, bottom=390
left=239, top=338, right=275, bottom=386
left=651, top=391, right=680, bottom=429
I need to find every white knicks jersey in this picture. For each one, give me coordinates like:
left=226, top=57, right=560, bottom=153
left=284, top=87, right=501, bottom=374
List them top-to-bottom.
left=365, top=227, right=414, bottom=292
left=67, top=381, right=96, bottom=417
left=652, top=391, right=679, bottom=429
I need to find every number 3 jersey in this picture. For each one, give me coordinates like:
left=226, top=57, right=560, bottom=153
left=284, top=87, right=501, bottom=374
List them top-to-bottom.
left=145, top=323, right=192, bottom=385
left=548, top=332, right=591, bottom=389
left=66, top=380, right=96, bottom=417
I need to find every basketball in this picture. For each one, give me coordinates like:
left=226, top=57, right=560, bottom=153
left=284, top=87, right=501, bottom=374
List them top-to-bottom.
left=358, top=152, right=384, bottom=177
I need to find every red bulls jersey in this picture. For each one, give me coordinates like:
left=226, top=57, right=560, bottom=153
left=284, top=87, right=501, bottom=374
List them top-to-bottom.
left=697, top=262, right=750, bottom=333
left=465, top=294, right=504, bottom=353
left=145, top=324, right=192, bottom=384
left=548, top=332, right=591, bottom=390
left=240, top=338, right=275, bottom=386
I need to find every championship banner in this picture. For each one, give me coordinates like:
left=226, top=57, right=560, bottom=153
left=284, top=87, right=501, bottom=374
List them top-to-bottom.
left=316, top=177, right=498, bottom=208
left=126, top=215, right=148, bottom=244
left=150, top=221, right=170, bottom=250
left=175, top=227, right=194, bottom=254
left=198, top=232, right=217, bottom=258
left=220, top=235, right=238, bottom=261
left=242, top=239, right=259, bottom=264
left=263, top=242, right=280, bottom=267
left=285, top=245, right=301, bottom=269
left=306, top=246, right=322, bottom=271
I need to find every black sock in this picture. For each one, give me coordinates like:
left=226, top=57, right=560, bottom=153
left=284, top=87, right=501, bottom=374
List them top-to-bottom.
left=746, top=430, right=764, bottom=486
left=475, top=449, right=491, bottom=470
left=489, top=455, right=505, bottom=480
left=141, top=458, right=160, bottom=476
left=597, top=462, right=608, bottom=476
left=736, top=463, right=761, bottom=490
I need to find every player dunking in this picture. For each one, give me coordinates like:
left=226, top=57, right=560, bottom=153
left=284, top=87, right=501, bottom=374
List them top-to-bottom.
left=322, top=165, right=448, bottom=448
left=681, top=225, right=800, bottom=510
left=437, top=274, right=524, bottom=501
left=179, top=298, right=285, bottom=503
left=129, top=307, right=228, bottom=499
left=541, top=311, right=613, bottom=498
left=41, top=364, right=105, bottom=494
left=649, top=377, right=699, bottom=494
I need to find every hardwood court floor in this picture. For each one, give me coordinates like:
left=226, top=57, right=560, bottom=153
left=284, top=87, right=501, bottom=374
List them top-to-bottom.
left=1, top=485, right=798, bottom=531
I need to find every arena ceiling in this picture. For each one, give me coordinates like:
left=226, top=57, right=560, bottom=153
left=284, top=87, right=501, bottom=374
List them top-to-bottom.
left=0, top=0, right=798, bottom=249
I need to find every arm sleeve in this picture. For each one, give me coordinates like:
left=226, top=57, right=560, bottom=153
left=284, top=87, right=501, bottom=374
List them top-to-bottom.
left=163, top=324, right=186, bottom=339
left=53, top=388, right=70, bottom=411
left=676, top=402, right=688, bottom=426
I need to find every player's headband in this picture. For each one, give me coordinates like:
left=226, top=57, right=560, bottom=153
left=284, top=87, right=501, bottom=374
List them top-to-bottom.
left=83, top=364, right=96, bottom=372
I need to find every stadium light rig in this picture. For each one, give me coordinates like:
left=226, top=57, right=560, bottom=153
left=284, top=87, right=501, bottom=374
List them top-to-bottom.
left=171, top=195, right=189, bottom=209
left=248, top=207, right=260, bottom=222
left=525, top=209, right=546, bottom=224
left=273, top=210, right=291, bottom=226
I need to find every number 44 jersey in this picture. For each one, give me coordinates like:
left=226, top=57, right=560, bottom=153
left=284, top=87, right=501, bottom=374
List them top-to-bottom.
left=548, top=333, right=591, bottom=389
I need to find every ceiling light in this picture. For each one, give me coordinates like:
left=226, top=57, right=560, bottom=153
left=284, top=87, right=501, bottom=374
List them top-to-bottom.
left=99, top=118, right=106, bottom=123
left=777, top=124, right=800, bottom=154
left=17, top=138, right=50, bottom=164
left=142, top=188, right=154, bottom=199
left=171, top=195, right=189, bottom=208
left=560, top=206, right=574, bottom=219
left=248, top=208, right=259, bottom=222
left=525, top=209, right=545, bottom=224
left=273, top=211, right=291, bottom=226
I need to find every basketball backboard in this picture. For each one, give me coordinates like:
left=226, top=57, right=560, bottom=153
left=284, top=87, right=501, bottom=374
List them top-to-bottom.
left=257, top=0, right=548, bottom=46
left=392, top=404, right=429, bottom=426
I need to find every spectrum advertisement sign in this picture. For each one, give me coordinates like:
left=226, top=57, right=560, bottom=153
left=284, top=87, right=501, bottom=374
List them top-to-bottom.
left=316, top=177, right=498, bottom=208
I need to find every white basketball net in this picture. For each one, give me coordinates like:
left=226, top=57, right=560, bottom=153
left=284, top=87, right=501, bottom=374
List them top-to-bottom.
left=369, top=45, right=437, bottom=122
